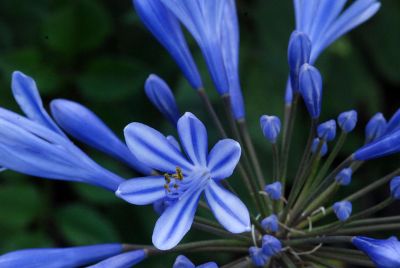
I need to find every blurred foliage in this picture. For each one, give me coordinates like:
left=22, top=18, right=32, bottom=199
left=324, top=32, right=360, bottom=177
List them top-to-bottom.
left=0, top=0, right=399, bottom=267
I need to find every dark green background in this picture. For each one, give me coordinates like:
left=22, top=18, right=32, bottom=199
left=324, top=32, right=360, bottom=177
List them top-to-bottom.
left=0, top=0, right=399, bottom=267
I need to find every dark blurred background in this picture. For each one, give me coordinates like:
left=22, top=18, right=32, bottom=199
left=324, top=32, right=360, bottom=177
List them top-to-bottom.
left=0, top=0, right=399, bottom=267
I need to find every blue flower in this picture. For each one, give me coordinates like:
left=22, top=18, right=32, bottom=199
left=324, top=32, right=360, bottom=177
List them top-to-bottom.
left=133, top=0, right=202, bottom=89
left=160, top=0, right=229, bottom=95
left=221, top=0, right=245, bottom=120
left=286, top=0, right=380, bottom=103
left=293, top=0, right=381, bottom=63
left=287, top=31, right=311, bottom=93
left=298, top=64, right=323, bottom=119
left=0, top=72, right=124, bottom=191
left=144, top=74, right=181, bottom=125
left=50, top=99, right=151, bottom=175
left=385, top=108, right=400, bottom=135
left=338, top=110, right=358, bottom=133
left=116, top=112, right=250, bottom=250
left=365, top=112, right=387, bottom=143
left=260, top=115, right=281, bottom=144
left=317, top=120, right=337, bottom=141
left=354, top=129, right=400, bottom=161
left=311, top=138, right=328, bottom=157
left=335, top=168, right=352, bottom=186
left=390, top=177, right=400, bottom=200
left=264, top=182, right=282, bottom=201
left=333, top=200, right=352, bottom=222
left=261, top=214, right=279, bottom=232
left=262, top=235, right=282, bottom=257
left=353, top=236, right=400, bottom=268
left=0, top=244, right=123, bottom=268
left=249, top=247, right=268, bottom=267
left=87, top=250, right=147, bottom=268
left=173, top=255, right=217, bottom=268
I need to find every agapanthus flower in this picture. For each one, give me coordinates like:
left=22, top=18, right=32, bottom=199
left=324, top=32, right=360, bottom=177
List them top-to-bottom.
left=338, top=110, right=358, bottom=133
left=116, top=112, right=250, bottom=249
left=260, top=115, right=281, bottom=144
left=333, top=200, right=352, bottom=222
left=353, top=236, right=400, bottom=268
left=0, top=244, right=127, bottom=268
left=87, top=250, right=147, bottom=268
left=173, top=255, right=217, bottom=268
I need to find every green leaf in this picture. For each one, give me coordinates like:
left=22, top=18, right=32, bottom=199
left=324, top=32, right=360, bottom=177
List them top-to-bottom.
left=42, top=0, right=111, bottom=54
left=77, top=57, right=148, bottom=101
left=73, top=183, right=120, bottom=205
left=0, top=184, right=43, bottom=231
left=56, top=204, right=119, bottom=245
left=1, top=232, right=53, bottom=253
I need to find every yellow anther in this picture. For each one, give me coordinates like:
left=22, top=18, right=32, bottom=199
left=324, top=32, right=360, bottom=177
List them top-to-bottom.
left=175, top=167, right=183, bottom=180
left=164, top=173, right=171, bottom=183
left=164, top=184, right=171, bottom=192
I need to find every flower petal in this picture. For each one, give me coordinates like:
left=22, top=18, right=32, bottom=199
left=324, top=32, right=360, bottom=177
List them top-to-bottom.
left=11, top=71, right=64, bottom=136
left=50, top=99, right=151, bottom=175
left=177, top=112, right=208, bottom=167
left=124, top=122, right=193, bottom=174
left=207, top=139, right=241, bottom=180
left=116, top=176, right=166, bottom=205
left=205, top=180, right=250, bottom=233
left=152, top=185, right=202, bottom=250
left=87, top=250, right=147, bottom=268
left=173, top=255, right=195, bottom=268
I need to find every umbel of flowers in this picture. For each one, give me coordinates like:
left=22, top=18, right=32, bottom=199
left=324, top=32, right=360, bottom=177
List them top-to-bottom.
left=2, top=0, right=400, bottom=267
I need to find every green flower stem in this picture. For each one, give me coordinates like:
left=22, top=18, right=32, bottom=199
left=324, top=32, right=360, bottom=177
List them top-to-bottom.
left=198, top=89, right=227, bottom=138
left=280, top=94, right=300, bottom=186
left=237, top=119, right=266, bottom=190
left=311, top=131, right=347, bottom=189
left=272, top=144, right=280, bottom=182
left=293, top=156, right=353, bottom=220
left=297, top=168, right=400, bottom=229
left=350, top=197, right=394, bottom=221
left=346, top=216, right=400, bottom=227
left=193, top=221, right=251, bottom=241
left=290, top=222, right=344, bottom=238
left=334, top=223, right=400, bottom=235
left=284, top=236, right=352, bottom=246
left=318, top=247, right=366, bottom=257
left=313, top=251, right=374, bottom=267
left=281, top=253, right=297, bottom=268
left=302, top=255, right=336, bottom=268
left=220, top=257, right=251, bottom=268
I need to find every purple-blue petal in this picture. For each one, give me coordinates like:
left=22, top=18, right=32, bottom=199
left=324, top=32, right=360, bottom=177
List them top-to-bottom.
left=298, top=64, right=323, bottom=119
left=207, top=139, right=241, bottom=180
left=116, top=176, right=166, bottom=205
left=205, top=180, right=250, bottom=233
left=87, top=250, right=147, bottom=268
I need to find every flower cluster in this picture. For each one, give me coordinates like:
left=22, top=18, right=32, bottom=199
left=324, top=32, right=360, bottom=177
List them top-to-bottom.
left=2, top=0, right=400, bottom=267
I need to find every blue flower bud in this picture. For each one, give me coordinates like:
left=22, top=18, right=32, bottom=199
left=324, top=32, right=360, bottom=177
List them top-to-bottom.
left=133, top=0, right=202, bottom=89
left=288, top=31, right=311, bottom=92
left=299, top=64, right=323, bottom=119
left=145, top=74, right=180, bottom=125
left=386, top=108, right=400, bottom=135
left=338, top=110, right=358, bottom=133
left=365, top=113, right=387, bottom=143
left=260, top=115, right=281, bottom=144
left=317, top=120, right=337, bottom=141
left=354, top=129, right=400, bottom=161
left=311, top=138, right=328, bottom=157
left=335, top=168, right=352, bottom=186
left=390, top=177, right=400, bottom=200
left=264, top=182, right=282, bottom=200
left=333, top=201, right=352, bottom=222
left=261, top=214, right=279, bottom=232
left=262, top=235, right=282, bottom=257
left=353, top=236, right=400, bottom=268
left=0, top=244, right=123, bottom=268
left=249, top=247, right=268, bottom=267
left=87, top=250, right=147, bottom=268
left=173, top=255, right=217, bottom=268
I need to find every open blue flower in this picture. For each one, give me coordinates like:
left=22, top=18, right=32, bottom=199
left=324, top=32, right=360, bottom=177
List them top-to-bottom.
left=0, top=71, right=124, bottom=191
left=116, top=112, right=250, bottom=250
left=353, top=236, right=400, bottom=268
left=0, top=244, right=123, bottom=268
left=87, top=250, right=147, bottom=268
left=173, top=255, right=217, bottom=268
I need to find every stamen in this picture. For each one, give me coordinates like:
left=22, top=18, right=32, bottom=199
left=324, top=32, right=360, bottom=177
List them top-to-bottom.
left=175, top=167, right=183, bottom=180
left=164, top=173, right=171, bottom=183
left=164, top=184, right=171, bottom=192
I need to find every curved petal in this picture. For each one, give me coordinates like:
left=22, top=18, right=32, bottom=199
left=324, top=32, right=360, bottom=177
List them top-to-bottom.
left=11, top=71, right=64, bottom=136
left=50, top=99, right=151, bottom=175
left=177, top=112, right=208, bottom=167
left=124, top=122, right=193, bottom=174
left=166, top=135, right=181, bottom=152
left=207, top=139, right=241, bottom=180
left=116, top=176, right=166, bottom=205
left=205, top=180, right=250, bottom=233
left=152, top=186, right=203, bottom=250
left=87, top=250, right=147, bottom=268
left=173, top=255, right=195, bottom=268
left=198, top=263, right=218, bottom=268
